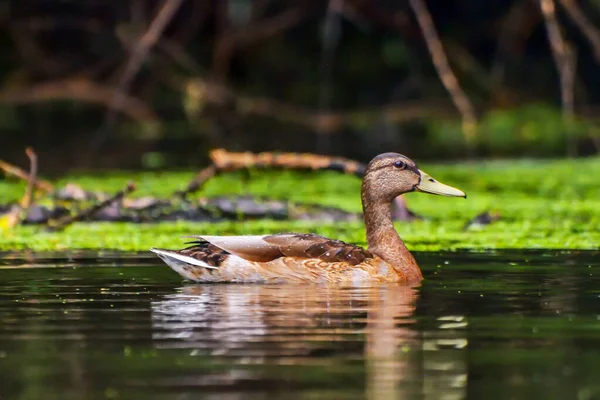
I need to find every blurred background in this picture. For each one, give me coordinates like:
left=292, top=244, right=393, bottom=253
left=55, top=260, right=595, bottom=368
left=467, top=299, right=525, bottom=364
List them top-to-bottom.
left=1, top=0, right=600, bottom=173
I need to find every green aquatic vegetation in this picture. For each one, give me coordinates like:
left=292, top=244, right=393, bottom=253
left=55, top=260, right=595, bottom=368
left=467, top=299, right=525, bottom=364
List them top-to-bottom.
left=429, top=104, right=598, bottom=157
left=1, top=157, right=600, bottom=251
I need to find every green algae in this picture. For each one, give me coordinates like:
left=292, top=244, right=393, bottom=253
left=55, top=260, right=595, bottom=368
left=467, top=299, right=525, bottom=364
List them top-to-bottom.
left=1, top=157, right=599, bottom=252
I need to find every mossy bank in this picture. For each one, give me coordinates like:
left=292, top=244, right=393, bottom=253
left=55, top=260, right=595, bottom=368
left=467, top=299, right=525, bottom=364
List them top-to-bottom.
left=1, top=157, right=599, bottom=252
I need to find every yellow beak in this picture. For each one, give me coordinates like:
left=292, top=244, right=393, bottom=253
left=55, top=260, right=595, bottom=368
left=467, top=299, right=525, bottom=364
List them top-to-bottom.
left=416, top=170, right=466, bottom=198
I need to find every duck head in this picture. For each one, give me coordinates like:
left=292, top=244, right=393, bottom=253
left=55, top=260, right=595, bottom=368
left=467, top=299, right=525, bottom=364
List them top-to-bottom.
left=361, top=153, right=466, bottom=202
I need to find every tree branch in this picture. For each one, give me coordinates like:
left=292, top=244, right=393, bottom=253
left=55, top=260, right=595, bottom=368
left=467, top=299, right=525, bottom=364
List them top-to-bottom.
left=94, top=0, right=184, bottom=147
left=114, top=0, right=184, bottom=95
left=408, top=0, right=478, bottom=143
left=539, top=0, right=578, bottom=156
left=558, top=0, right=600, bottom=63
left=0, top=78, right=158, bottom=123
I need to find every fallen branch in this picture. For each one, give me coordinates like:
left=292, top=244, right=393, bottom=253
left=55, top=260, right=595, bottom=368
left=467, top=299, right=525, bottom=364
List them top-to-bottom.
left=408, top=0, right=478, bottom=144
left=209, top=148, right=366, bottom=175
left=178, top=149, right=368, bottom=199
left=179, top=149, right=418, bottom=221
left=0, top=158, right=54, bottom=192
left=46, top=182, right=136, bottom=232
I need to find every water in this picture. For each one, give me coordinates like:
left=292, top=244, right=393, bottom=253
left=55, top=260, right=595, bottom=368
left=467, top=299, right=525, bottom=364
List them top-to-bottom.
left=1, top=250, right=600, bottom=400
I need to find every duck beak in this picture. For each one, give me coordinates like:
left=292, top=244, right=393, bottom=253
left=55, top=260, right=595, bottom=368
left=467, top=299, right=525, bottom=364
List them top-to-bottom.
left=416, top=170, right=466, bottom=198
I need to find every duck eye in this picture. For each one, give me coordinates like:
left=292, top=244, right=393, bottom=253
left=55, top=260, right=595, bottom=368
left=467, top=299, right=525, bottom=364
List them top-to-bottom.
left=393, top=160, right=405, bottom=169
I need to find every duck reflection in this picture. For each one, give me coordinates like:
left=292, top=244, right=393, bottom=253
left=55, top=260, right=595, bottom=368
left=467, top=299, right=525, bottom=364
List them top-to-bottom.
left=151, top=284, right=467, bottom=399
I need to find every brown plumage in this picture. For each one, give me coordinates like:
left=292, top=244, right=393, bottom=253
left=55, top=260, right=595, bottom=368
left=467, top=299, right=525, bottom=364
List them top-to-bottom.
left=151, top=152, right=466, bottom=285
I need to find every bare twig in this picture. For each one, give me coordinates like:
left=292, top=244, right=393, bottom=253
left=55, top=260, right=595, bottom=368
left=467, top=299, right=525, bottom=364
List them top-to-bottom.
left=94, top=0, right=184, bottom=147
left=114, top=0, right=183, bottom=98
left=408, top=0, right=478, bottom=144
left=540, top=0, right=578, bottom=156
left=558, top=0, right=600, bottom=63
left=0, top=79, right=158, bottom=123
left=3, top=148, right=38, bottom=228
left=20, top=148, right=38, bottom=211
left=0, top=158, right=53, bottom=192
left=176, top=165, right=217, bottom=198
left=46, top=182, right=136, bottom=232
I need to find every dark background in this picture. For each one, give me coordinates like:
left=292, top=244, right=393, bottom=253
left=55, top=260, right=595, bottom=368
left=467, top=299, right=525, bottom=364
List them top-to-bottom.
left=1, top=0, right=600, bottom=173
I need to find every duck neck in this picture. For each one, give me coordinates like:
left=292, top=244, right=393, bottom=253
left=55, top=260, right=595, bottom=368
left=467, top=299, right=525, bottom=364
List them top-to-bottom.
left=361, top=192, right=422, bottom=282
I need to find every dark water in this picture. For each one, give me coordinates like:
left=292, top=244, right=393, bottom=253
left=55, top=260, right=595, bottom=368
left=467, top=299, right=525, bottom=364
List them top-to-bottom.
left=1, top=250, right=600, bottom=400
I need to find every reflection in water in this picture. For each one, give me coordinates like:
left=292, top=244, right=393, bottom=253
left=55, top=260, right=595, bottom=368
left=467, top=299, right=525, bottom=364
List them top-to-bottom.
left=2, top=251, right=600, bottom=399
left=151, top=284, right=468, bottom=399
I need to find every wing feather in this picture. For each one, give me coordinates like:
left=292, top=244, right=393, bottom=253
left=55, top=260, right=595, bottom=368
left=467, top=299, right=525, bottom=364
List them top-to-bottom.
left=184, top=233, right=373, bottom=265
left=183, top=235, right=283, bottom=262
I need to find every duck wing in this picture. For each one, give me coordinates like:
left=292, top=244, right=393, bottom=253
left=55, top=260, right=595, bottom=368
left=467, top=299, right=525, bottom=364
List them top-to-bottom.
left=184, top=233, right=373, bottom=265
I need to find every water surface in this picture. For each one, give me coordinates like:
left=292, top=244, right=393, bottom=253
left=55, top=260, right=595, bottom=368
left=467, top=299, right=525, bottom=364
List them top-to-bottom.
left=1, top=250, right=599, bottom=399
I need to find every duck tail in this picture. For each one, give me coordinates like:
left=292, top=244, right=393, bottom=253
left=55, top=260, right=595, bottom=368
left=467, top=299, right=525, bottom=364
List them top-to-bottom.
left=150, top=247, right=217, bottom=281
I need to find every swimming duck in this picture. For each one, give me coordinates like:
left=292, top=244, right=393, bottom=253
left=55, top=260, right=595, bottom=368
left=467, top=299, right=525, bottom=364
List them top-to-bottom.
left=151, top=153, right=466, bottom=284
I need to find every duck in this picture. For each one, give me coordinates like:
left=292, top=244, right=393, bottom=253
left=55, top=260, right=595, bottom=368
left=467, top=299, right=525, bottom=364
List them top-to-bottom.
left=151, top=153, right=466, bottom=284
